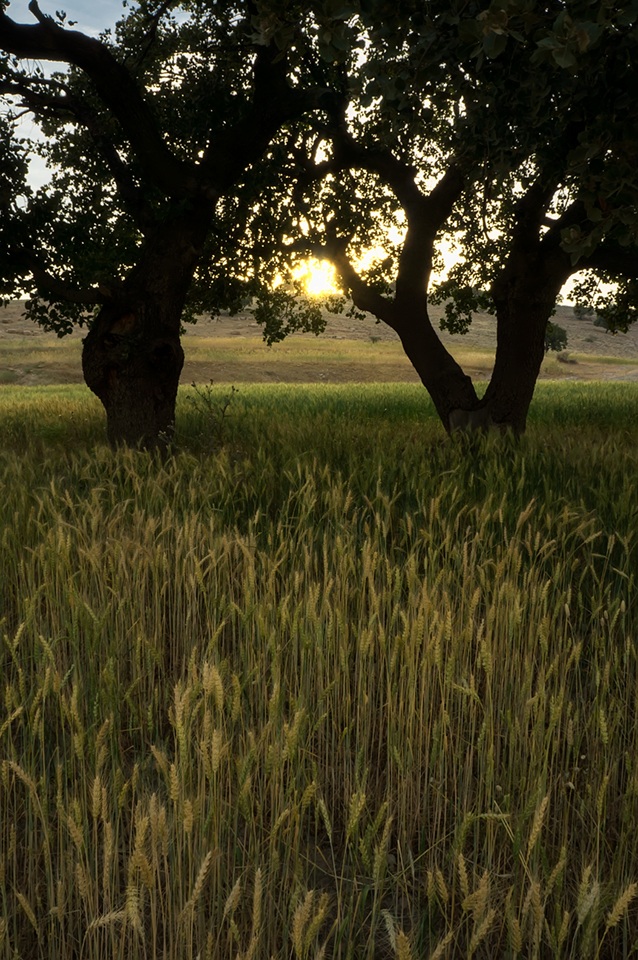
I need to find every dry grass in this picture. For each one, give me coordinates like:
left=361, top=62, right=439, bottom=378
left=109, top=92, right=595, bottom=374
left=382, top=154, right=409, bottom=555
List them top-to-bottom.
left=2, top=296, right=638, bottom=387
left=1, top=331, right=636, bottom=387
left=1, top=384, right=637, bottom=958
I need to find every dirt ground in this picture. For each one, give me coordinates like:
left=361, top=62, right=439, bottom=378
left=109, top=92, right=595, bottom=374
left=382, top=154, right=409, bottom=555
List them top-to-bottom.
left=2, top=299, right=638, bottom=385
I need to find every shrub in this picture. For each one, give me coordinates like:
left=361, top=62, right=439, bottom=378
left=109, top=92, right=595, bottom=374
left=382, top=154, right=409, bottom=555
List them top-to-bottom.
left=593, top=313, right=611, bottom=330
left=544, top=321, right=568, bottom=353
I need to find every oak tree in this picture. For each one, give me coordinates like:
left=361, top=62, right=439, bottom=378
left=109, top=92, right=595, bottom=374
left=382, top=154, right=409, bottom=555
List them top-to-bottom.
left=0, top=0, right=332, bottom=445
left=252, top=0, right=638, bottom=432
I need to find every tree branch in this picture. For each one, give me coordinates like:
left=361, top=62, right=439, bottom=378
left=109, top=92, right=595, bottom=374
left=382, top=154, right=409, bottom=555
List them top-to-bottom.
left=128, top=0, right=180, bottom=70
left=0, top=3, right=193, bottom=197
left=199, top=39, right=329, bottom=191
left=0, top=75, right=154, bottom=228
left=291, top=114, right=466, bottom=304
left=298, top=117, right=428, bottom=222
left=395, top=165, right=465, bottom=305
left=540, top=197, right=587, bottom=246
left=292, top=234, right=395, bottom=326
left=579, top=242, right=638, bottom=279
left=16, top=250, right=111, bottom=303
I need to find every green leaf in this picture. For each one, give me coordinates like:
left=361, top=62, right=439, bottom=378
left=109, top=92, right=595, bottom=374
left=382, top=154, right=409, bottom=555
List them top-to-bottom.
left=617, top=0, right=638, bottom=26
left=483, top=31, right=508, bottom=58
left=551, top=46, right=578, bottom=69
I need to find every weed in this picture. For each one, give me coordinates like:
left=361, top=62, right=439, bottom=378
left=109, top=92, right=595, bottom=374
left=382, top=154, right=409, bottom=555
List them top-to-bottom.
left=185, top=379, right=239, bottom=449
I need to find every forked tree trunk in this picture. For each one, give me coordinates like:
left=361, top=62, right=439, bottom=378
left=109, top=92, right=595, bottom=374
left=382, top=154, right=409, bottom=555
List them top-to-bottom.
left=82, top=213, right=209, bottom=447
left=389, top=281, right=566, bottom=435
left=480, top=301, right=550, bottom=433
left=392, top=302, right=482, bottom=431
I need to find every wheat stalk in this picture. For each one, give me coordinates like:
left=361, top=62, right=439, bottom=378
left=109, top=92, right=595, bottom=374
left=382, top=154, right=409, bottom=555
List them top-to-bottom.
left=606, top=882, right=638, bottom=929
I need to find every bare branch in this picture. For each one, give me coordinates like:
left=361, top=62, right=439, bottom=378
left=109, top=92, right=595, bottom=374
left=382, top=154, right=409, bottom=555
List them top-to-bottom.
left=27, top=1, right=49, bottom=26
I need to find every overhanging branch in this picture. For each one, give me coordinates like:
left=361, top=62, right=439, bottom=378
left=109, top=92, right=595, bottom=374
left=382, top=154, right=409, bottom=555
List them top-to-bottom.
left=0, top=2, right=193, bottom=197
left=579, top=242, right=638, bottom=279
left=24, top=254, right=112, bottom=304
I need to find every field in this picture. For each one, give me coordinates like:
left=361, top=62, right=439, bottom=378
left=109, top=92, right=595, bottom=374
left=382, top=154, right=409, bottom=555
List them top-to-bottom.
left=2, top=299, right=638, bottom=387
left=1, top=380, right=638, bottom=959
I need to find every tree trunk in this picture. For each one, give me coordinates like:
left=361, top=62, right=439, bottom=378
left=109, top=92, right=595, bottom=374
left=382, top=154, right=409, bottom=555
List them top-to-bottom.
left=82, top=212, right=209, bottom=447
left=479, top=258, right=569, bottom=434
left=82, top=297, right=185, bottom=448
left=480, top=300, right=550, bottom=433
left=393, top=301, right=481, bottom=431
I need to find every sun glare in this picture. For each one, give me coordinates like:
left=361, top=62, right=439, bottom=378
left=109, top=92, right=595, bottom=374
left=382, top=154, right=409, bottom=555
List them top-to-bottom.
left=294, top=258, right=341, bottom=297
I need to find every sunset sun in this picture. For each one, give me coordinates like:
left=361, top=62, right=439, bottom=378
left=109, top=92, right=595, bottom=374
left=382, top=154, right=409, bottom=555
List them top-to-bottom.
left=294, top=258, right=341, bottom=297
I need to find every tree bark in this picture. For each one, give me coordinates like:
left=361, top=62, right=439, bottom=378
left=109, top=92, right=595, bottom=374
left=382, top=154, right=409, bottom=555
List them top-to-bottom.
left=82, top=213, right=209, bottom=447
left=478, top=252, right=571, bottom=434
left=82, top=299, right=185, bottom=448
left=391, top=300, right=481, bottom=431
left=480, top=300, right=551, bottom=433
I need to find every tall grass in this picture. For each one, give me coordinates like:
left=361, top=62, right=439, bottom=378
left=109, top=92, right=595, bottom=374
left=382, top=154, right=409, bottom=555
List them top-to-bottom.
left=1, top=383, right=637, bottom=958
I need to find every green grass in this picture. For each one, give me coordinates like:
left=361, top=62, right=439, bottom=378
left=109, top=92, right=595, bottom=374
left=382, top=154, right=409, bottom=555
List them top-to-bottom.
left=184, top=334, right=411, bottom=362
left=1, top=382, right=638, bottom=959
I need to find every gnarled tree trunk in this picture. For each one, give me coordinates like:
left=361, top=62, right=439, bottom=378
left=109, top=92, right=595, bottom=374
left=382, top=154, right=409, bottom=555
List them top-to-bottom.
left=82, top=212, right=209, bottom=448
left=82, top=297, right=185, bottom=448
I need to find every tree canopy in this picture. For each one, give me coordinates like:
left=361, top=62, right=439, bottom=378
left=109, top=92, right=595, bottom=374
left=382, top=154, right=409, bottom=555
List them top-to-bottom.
left=0, top=1, right=331, bottom=324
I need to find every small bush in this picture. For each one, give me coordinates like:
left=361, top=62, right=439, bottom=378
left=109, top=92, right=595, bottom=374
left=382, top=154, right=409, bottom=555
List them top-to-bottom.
left=593, top=313, right=611, bottom=330
left=544, top=322, right=568, bottom=353
left=557, top=350, right=577, bottom=364
left=186, top=379, right=239, bottom=448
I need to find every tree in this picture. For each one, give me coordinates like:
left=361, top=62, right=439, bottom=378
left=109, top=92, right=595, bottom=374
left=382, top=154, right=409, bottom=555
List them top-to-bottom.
left=0, top=0, right=333, bottom=446
left=243, top=0, right=638, bottom=433
left=3, top=2, right=637, bottom=442
left=0, top=114, right=29, bottom=292
left=544, top=322, right=568, bottom=353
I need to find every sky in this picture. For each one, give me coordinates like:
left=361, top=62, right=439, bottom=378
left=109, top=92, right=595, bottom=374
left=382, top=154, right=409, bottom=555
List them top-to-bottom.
left=5, top=1, right=122, bottom=35
left=4, top=2, right=131, bottom=189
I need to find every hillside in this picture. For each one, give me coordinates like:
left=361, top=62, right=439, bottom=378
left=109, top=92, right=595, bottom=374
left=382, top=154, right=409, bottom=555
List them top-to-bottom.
left=2, top=299, right=638, bottom=386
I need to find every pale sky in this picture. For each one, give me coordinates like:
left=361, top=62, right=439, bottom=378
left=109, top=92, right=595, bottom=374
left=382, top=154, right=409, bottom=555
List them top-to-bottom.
left=4, top=1, right=122, bottom=35
left=4, top=2, right=135, bottom=188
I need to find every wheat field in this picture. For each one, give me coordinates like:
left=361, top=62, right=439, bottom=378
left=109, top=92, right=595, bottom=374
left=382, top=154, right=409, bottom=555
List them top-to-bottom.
left=1, top=383, right=637, bottom=959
